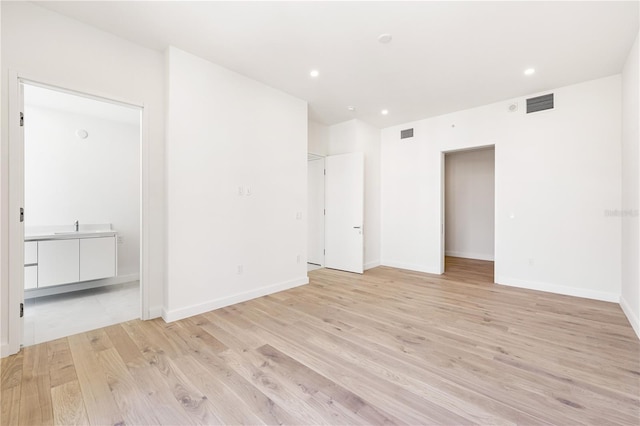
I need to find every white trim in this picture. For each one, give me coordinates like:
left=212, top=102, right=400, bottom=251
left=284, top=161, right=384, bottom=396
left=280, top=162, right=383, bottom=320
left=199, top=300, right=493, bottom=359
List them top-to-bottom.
left=7, top=71, right=24, bottom=357
left=140, top=102, right=151, bottom=320
left=445, top=251, right=495, bottom=261
left=364, top=260, right=381, bottom=270
left=380, top=260, right=441, bottom=275
left=24, top=274, right=139, bottom=299
left=495, top=275, right=619, bottom=303
left=162, top=277, right=309, bottom=323
left=620, top=296, right=640, bottom=340
left=148, top=305, right=163, bottom=319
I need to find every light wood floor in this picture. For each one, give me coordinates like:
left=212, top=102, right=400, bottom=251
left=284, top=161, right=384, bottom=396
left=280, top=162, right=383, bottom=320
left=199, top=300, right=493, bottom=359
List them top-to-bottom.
left=2, top=257, right=639, bottom=425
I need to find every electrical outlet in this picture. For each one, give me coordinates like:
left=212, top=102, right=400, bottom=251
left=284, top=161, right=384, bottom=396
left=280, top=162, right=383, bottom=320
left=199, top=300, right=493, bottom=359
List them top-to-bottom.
left=238, top=186, right=244, bottom=196
left=246, top=186, right=251, bottom=196
left=296, top=211, right=302, bottom=220
left=117, top=236, right=124, bottom=244
left=297, top=254, right=301, bottom=264
left=237, top=265, right=243, bottom=274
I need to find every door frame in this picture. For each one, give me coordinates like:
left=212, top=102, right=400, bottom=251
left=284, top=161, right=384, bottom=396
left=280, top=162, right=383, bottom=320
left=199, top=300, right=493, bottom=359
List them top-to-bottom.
left=4, top=70, right=151, bottom=356
left=440, top=144, right=496, bottom=275
left=307, top=152, right=325, bottom=267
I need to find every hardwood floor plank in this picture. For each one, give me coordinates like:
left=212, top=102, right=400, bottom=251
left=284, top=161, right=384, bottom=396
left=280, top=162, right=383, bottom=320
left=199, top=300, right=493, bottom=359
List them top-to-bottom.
left=169, top=320, right=302, bottom=425
left=67, top=333, right=124, bottom=425
left=47, top=338, right=77, bottom=388
left=18, top=344, right=54, bottom=425
left=255, top=344, right=400, bottom=425
left=96, top=347, right=162, bottom=425
left=50, top=380, right=89, bottom=426
left=1, top=382, right=22, bottom=426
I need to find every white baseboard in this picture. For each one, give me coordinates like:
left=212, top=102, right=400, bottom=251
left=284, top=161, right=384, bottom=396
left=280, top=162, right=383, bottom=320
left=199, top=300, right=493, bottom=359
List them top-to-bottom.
left=445, top=251, right=494, bottom=261
left=364, top=260, right=381, bottom=270
left=380, top=260, right=441, bottom=275
left=25, top=273, right=140, bottom=299
left=495, top=275, right=619, bottom=303
left=162, top=276, right=309, bottom=323
left=620, top=296, right=640, bottom=340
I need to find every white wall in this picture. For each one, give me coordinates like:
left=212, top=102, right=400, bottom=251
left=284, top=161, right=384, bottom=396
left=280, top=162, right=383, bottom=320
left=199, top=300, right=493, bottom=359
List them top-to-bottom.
left=1, top=1, right=166, bottom=354
left=621, top=31, right=640, bottom=338
left=165, top=46, right=308, bottom=321
left=382, top=75, right=622, bottom=302
left=24, top=103, right=140, bottom=277
left=328, top=119, right=381, bottom=269
left=308, top=120, right=329, bottom=156
left=445, top=148, right=495, bottom=261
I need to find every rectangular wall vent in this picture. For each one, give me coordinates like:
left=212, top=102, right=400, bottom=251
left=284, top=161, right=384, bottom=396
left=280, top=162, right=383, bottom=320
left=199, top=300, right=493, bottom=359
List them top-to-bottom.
left=526, top=93, right=554, bottom=114
left=400, top=128, right=414, bottom=139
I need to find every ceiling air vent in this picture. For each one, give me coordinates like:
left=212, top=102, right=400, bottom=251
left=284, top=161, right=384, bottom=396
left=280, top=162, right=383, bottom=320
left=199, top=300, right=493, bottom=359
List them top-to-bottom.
left=526, top=93, right=554, bottom=114
left=400, top=128, right=414, bottom=139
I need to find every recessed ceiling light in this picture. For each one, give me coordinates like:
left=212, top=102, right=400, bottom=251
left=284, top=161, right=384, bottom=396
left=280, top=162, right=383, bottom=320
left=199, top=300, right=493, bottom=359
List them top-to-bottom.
left=378, top=33, right=393, bottom=44
left=524, top=68, right=535, bottom=76
left=309, top=70, right=319, bottom=78
left=347, top=106, right=355, bottom=111
left=381, top=109, right=389, bottom=115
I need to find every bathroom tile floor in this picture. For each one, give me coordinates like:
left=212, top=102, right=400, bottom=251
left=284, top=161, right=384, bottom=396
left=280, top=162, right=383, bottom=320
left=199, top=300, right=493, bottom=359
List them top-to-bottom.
left=23, top=281, right=139, bottom=347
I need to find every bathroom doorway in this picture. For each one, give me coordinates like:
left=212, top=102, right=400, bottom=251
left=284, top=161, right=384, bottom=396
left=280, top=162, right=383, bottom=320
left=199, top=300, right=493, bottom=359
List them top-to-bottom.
left=21, top=82, right=142, bottom=346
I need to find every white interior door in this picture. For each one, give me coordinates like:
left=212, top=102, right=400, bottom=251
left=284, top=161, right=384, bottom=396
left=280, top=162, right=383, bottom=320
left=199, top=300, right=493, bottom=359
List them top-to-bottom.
left=325, top=152, right=364, bottom=274
left=307, top=157, right=325, bottom=266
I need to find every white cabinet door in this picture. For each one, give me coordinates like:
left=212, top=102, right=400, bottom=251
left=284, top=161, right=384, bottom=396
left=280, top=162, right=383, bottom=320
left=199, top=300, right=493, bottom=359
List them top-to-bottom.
left=80, top=237, right=116, bottom=282
left=38, top=239, right=80, bottom=287
left=24, top=241, right=38, bottom=265
left=24, top=265, right=38, bottom=290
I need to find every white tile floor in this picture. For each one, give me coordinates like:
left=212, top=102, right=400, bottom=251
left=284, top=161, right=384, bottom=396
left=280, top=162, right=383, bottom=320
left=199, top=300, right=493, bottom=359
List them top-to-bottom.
left=23, top=281, right=140, bottom=347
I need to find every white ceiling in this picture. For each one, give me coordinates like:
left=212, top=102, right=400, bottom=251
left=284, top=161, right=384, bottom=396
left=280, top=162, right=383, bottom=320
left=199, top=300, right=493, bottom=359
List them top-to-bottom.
left=35, top=1, right=639, bottom=128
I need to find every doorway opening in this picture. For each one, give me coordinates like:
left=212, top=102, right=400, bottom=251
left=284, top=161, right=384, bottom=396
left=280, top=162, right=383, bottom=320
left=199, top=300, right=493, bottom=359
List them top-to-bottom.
left=21, top=82, right=142, bottom=346
left=443, top=146, right=495, bottom=282
left=307, top=153, right=325, bottom=272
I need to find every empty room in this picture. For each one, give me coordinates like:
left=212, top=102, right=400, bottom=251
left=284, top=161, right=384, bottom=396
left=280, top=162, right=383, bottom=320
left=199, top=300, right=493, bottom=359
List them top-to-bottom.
left=1, top=1, right=639, bottom=425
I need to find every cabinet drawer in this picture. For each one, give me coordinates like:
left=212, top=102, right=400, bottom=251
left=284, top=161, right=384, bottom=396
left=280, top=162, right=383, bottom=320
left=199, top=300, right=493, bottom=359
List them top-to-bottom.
left=25, top=241, right=38, bottom=265
left=24, top=265, right=38, bottom=290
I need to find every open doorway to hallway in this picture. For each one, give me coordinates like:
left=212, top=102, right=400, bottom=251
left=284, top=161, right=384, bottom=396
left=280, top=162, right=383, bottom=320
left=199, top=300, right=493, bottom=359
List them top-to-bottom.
left=444, top=147, right=495, bottom=281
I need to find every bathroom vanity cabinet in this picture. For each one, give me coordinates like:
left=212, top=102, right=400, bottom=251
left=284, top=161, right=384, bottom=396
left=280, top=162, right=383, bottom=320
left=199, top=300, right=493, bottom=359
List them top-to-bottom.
left=24, top=231, right=117, bottom=289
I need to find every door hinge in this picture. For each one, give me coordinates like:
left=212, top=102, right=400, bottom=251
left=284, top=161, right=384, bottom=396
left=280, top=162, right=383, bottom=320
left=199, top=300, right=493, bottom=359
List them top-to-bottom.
left=20, top=112, right=24, bottom=127
left=324, top=169, right=326, bottom=175
left=20, top=207, right=24, bottom=223
left=324, top=209, right=326, bottom=216
left=324, top=249, right=326, bottom=255
left=20, top=303, right=24, bottom=318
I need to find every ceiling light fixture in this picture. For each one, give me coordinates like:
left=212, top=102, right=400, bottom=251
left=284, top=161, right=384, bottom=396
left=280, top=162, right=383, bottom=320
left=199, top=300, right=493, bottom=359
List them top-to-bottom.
left=378, top=33, right=393, bottom=44
left=524, top=68, right=535, bottom=76
left=309, top=69, right=319, bottom=78
left=347, top=106, right=355, bottom=111
left=381, top=109, right=389, bottom=115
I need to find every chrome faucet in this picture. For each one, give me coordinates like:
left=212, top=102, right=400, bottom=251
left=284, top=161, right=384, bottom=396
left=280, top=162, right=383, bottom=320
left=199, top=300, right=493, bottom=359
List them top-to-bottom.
left=74, top=220, right=79, bottom=232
